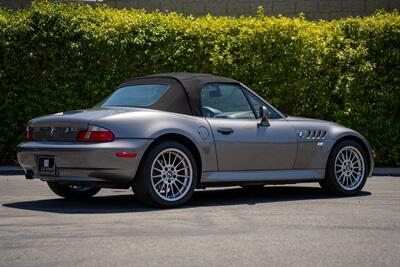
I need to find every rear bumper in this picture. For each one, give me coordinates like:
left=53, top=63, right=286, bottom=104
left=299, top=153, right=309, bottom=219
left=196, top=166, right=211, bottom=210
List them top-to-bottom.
left=17, top=139, right=152, bottom=186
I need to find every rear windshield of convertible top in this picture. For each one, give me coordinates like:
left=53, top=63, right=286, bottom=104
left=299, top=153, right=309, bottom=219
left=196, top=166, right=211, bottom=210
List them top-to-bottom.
left=100, top=84, right=168, bottom=108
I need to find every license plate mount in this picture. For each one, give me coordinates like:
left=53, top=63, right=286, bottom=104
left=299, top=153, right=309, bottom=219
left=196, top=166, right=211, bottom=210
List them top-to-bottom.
left=37, top=156, right=55, bottom=175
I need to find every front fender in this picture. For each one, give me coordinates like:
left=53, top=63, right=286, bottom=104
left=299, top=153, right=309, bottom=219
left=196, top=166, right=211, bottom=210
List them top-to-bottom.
left=288, top=118, right=374, bottom=177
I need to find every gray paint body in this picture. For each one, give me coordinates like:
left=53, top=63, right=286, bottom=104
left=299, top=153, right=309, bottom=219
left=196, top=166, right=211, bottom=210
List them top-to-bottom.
left=17, top=85, right=374, bottom=188
left=206, top=118, right=297, bottom=171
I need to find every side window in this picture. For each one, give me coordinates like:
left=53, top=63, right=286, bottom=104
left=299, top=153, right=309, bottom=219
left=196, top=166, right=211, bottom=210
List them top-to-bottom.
left=201, top=83, right=255, bottom=119
left=245, top=91, right=281, bottom=119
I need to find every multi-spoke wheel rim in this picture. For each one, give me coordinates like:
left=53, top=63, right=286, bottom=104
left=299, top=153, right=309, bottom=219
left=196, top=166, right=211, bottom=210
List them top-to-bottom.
left=334, top=146, right=365, bottom=191
left=150, top=148, right=193, bottom=202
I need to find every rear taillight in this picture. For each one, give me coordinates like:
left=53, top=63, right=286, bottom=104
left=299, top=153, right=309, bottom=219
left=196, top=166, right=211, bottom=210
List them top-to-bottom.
left=76, top=125, right=114, bottom=142
left=26, top=126, right=33, bottom=141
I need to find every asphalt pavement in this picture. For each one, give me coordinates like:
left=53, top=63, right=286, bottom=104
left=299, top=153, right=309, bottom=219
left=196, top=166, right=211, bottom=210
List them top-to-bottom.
left=0, top=175, right=399, bottom=267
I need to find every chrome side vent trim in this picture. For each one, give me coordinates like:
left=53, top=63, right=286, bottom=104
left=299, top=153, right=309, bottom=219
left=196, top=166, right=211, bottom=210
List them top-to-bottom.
left=305, top=129, right=327, bottom=140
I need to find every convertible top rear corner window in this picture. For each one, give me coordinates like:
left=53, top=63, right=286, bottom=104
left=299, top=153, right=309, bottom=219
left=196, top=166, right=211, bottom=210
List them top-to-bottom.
left=100, top=84, right=168, bottom=108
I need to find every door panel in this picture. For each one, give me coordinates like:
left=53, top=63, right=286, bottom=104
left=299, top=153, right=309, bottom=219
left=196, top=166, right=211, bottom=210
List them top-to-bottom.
left=206, top=118, right=298, bottom=171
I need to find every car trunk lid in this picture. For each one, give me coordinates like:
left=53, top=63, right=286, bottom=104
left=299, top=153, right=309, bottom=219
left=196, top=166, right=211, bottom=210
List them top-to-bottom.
left=28, top=108, right=130, bottom=141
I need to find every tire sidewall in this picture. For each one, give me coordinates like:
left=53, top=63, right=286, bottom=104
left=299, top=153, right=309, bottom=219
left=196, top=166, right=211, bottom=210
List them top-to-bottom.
left=326, top=140, right=369, bottom=195
left=138, top=141, right=198, bottom=208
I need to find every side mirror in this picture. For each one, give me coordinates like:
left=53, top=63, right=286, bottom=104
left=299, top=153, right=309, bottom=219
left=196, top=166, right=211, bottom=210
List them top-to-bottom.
left=258, top=106, right=270, bottom=127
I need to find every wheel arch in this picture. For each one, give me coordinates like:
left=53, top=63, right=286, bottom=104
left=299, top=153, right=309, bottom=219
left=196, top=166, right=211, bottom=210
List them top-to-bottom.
left=135, top=133, right=203, bottom=186
left=329, top=134, right=374, bottom=176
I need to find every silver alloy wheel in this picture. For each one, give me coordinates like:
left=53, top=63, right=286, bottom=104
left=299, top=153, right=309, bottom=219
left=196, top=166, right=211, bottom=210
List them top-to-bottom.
left=334, top=146, right=365, bottom=191
left=150, top=148, right=193, bottom=202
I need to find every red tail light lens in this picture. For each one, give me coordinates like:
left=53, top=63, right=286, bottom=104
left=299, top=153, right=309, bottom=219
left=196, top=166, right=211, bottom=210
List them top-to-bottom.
left=26, top=126, right=33, bottom=141
left=76, top=126, right=114, bottom=142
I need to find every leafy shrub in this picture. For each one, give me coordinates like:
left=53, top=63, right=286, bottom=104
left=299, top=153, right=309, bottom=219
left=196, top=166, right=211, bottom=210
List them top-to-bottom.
left=0, top=1, right=399, bottom=165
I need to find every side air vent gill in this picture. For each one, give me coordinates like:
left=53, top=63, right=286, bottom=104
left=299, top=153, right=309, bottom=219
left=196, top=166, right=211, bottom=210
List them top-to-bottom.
left=305, top=130, right=327, bottom=140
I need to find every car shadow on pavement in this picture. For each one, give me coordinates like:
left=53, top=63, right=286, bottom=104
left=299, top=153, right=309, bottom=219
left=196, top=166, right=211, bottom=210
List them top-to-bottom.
left=3, top=186, right=371, bottom=214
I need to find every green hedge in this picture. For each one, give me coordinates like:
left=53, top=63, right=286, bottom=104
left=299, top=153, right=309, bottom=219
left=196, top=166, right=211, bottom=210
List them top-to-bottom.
left=1, top=1, right=399, bottom=165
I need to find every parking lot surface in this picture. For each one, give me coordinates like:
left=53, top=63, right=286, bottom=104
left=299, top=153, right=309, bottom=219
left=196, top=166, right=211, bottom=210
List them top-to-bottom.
left=0, top=175, right=399, bottom=267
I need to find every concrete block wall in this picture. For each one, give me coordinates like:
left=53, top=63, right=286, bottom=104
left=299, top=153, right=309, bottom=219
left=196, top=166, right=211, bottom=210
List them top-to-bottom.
left=1, top=0, right=399, bottom=20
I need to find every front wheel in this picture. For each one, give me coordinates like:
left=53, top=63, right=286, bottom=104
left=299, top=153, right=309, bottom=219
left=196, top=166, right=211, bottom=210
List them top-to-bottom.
left=320, top=140, right=368, bottom=195
left=132, top=141, right=198, bottom=208
left=47, top=181, right=101, bottom=199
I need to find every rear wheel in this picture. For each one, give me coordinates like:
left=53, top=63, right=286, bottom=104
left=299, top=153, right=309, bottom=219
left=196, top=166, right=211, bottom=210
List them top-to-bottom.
left=320, top=140, right=368, bottom=195
left=132, top=141, right=197, bottom=208
left=47, top=181, right=100, bottom=199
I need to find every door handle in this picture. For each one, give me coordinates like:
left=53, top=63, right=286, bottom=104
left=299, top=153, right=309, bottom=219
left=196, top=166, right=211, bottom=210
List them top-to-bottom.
left=217, top=127, right=234, bottom=135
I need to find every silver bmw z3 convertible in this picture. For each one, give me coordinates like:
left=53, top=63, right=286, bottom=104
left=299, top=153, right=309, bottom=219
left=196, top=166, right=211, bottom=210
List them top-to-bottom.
left=17, top=72, right=374, bottom=207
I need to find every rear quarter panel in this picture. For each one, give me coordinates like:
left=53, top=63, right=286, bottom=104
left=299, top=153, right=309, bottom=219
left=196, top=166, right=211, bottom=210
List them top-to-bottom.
left=92, top=110, right=218, bottom=172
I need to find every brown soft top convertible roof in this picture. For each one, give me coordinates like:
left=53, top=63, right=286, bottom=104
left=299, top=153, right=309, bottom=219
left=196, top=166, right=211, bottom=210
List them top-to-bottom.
left=117, top=72, right=240, bottom=116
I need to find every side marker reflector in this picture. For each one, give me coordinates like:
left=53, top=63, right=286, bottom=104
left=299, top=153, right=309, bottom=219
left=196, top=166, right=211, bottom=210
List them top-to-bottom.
left=372, top=150, right=376, bottom=161
left=116, top=152, right=137, bottom=158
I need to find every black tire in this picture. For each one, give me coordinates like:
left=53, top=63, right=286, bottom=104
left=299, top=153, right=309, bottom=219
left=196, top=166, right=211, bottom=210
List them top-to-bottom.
left=320, top=140, right=369, bottom=195
left=132, top=141, right=198, bottom=208
left=47, top=181, right=101, bottom=199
